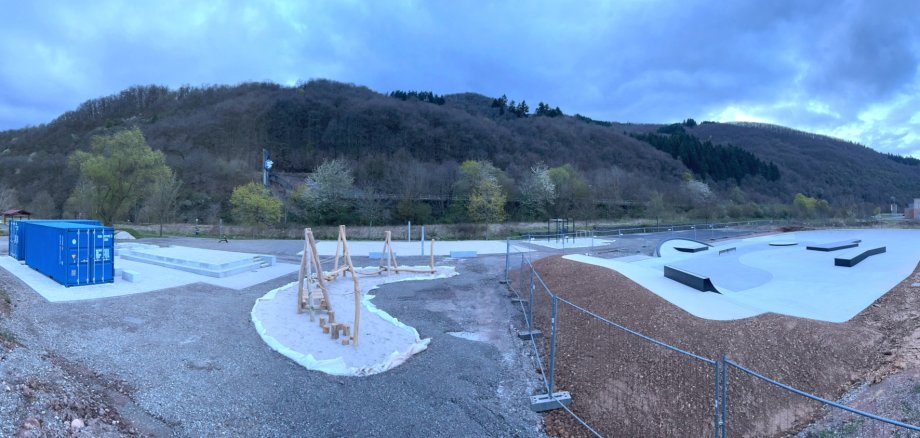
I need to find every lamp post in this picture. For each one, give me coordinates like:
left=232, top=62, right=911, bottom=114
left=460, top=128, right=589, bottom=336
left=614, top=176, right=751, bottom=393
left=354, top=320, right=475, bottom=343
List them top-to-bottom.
left=262, top=148, right=273, bottom=188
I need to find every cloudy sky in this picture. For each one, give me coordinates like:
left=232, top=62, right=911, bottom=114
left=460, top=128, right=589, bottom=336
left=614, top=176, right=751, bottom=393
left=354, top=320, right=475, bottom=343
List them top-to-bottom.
left=1, top=0, right=918, bottom=155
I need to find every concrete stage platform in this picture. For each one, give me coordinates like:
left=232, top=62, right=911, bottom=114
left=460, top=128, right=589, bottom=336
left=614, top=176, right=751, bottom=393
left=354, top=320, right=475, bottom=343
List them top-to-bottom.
left=120, top=246, right=276, bottom=277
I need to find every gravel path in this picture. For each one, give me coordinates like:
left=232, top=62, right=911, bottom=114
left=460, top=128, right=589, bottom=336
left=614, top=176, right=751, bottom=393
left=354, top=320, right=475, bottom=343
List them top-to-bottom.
left=0, top=237, right=544, bottom=437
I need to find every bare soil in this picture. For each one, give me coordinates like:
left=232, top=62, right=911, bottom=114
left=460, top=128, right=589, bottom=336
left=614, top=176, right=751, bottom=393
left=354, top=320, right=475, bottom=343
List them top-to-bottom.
left=521, top=256, right=920, bottom=437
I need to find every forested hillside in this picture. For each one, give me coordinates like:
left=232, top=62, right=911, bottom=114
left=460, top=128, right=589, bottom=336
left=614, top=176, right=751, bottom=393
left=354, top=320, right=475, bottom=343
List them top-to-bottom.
left=0, top=80, right=915, bottom=226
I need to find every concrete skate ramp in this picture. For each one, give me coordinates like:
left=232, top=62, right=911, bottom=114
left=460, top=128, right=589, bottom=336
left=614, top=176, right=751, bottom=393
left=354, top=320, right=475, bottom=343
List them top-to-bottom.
left=564, top=230, right=920, bottom=323
left=655, top=238, right=712, bottom=257
left=667, top=246, right=773, bottom=293
left=664, top=266, right=719, bottom=293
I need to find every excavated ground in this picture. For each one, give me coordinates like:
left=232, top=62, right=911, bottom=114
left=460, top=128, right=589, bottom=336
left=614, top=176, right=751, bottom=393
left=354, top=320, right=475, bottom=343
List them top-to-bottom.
left=521, top=256, right=920, bottom=437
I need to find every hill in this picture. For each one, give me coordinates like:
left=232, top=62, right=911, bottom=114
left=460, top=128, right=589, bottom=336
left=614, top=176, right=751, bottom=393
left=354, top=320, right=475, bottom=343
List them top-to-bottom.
left=0, top=80, right=915, bottom=224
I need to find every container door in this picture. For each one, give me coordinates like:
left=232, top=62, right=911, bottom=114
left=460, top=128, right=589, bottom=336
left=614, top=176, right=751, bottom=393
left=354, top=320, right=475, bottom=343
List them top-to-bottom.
left=8, top=221, right=19, bottom=259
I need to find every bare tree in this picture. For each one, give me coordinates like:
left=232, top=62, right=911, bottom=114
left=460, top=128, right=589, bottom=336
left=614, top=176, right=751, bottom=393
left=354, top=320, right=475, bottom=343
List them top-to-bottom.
left=145, top=170, right=182, bottom=236
left=0, top=186, right=19, bottom=212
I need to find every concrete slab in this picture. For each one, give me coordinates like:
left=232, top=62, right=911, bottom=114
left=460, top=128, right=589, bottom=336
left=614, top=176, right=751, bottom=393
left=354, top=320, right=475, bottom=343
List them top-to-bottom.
left=564, top=229, right=920, bottom=323
left=526, top=237, right=613, bottom=249
left=306, top=239, right=519, bottom=256
left=120, top=246, right=275, bottom=277
left=0, top=254, right=299, bottom=303
left=122, top=270, right=139, bottom=282
left=530, top=392, right=572, bottom=412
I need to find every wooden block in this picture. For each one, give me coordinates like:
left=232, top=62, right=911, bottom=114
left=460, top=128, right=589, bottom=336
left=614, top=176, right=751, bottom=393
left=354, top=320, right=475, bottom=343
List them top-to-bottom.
left=328, top=311, right=336, bottom=324
left=319, top=317, right=326, bottom=327
left=343, top=325, right=351, bottom=338
left=322, top=326, right=330, bottom=334
left=331, top=326, right=339, bottom=340
left=341, top=339, right=349, bottom=346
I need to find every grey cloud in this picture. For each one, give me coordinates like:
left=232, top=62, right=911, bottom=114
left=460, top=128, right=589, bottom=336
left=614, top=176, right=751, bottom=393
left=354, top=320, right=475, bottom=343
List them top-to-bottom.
left=0, top=0, right=917, bottom=156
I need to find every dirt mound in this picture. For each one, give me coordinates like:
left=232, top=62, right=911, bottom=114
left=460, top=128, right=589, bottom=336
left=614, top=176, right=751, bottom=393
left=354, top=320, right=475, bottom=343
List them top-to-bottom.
left=522, top=256, right=920, bottom=437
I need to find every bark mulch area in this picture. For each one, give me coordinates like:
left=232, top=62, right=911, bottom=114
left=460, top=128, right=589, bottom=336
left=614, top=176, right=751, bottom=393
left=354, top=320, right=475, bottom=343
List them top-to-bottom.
left=522, top=256, right=920, bottom=437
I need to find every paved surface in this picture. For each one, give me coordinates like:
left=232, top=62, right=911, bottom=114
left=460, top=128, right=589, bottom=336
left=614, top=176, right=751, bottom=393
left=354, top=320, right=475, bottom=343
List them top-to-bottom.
left=566, top=229, right=920, bottom=322
left=0, top=236, right=544, bottom=437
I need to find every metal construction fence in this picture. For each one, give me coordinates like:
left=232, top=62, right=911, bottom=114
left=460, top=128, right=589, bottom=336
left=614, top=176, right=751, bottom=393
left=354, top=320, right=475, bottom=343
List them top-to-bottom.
left=503, top=226, right=920, bottom=437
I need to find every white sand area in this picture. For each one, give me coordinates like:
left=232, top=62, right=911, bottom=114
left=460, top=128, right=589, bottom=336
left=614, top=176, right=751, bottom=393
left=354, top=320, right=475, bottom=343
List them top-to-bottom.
left=251, top=266, right=458, bottom=376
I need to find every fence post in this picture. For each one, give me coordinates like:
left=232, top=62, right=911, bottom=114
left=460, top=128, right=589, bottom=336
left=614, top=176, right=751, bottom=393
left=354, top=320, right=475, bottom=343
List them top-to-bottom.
left=503, top=239, right=510, bottom=284
left=519, top=253, right=525, bottom=296
left=529, top=267, right=535, bottom=330
left=548, top=294, right=558, bottom=395
left=721, top=354, right=727, bottom=438
left=714, top=361, right=721, bottom=438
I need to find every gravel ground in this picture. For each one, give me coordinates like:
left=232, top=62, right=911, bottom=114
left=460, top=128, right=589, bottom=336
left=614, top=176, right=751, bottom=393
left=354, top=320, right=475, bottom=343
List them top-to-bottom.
left=0, top=237, right=544, bottom=437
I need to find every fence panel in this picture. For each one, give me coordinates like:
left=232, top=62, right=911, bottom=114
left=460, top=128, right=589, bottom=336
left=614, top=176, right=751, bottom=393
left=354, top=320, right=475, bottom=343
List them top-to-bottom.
left=534, top=296, right=718, bottom=437
left=724, top=359, right=920, bottom=437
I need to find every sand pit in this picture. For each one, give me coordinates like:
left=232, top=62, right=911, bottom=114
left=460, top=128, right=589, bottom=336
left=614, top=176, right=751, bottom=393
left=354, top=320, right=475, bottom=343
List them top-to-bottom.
left=565, top=229, right=920, bottom=323
left=251, top=266, right=458, bottom=376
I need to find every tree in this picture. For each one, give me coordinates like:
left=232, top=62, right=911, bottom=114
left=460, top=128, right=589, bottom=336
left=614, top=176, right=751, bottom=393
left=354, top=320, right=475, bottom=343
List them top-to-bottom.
left=71, top=128, right=170, bottom=225
left=293, top=159, right=355, bottom=224
left=451, top=160, right=511, bottom=222
left=518, top=164, right=555, bottom=219
left=547, top=164, right=591, bottom=217
left=145, top=170, right=182, bottom=236
left=467, top=176, right=506, bottom=223
left=64, top=179, right=95, bottom=219
left=230, top=182, right=282, bottom=225
left=0, top=186, right=19, bottom=213
left=27, top=191, right=57, bottom=218
left=646, top=191, right=668, bottom=225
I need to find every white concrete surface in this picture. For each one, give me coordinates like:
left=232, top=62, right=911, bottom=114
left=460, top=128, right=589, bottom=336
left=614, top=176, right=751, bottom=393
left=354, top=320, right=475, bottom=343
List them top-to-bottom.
left=564, top=229, right=920, bottom=323
left=524, top=237, right=614, bottom=249
left=302, top=239, right=519, bottom=256
left=127, top=246, right=260, bottom=265
left=0, top=252, right=299, bottom=303
left=251, top=266, right=458, bottom=376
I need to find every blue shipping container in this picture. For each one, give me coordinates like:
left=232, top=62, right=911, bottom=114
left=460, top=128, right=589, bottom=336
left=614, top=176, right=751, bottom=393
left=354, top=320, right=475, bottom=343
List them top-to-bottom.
left=8, top=219, right=102, bottom=261
left=23, top=222, right=114, bottom=287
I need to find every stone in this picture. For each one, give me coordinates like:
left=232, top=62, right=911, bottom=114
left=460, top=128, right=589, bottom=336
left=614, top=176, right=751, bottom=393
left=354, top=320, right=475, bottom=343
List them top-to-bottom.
left=70, top=418, right=85, bottom=429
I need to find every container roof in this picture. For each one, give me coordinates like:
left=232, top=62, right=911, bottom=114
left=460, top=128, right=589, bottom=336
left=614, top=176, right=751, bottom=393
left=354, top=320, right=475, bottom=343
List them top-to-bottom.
left=2, top=209, right=31, bottom=216
left=27, top=221, right=112, bottom=230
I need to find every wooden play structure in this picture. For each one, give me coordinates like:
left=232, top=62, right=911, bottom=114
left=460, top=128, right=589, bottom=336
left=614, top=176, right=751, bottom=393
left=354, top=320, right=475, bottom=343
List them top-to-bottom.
left=297, top=225, right=361, bottom=347
left=295, top=226, right=440, bottom=348
left=375, top=230, right=436, bottom=274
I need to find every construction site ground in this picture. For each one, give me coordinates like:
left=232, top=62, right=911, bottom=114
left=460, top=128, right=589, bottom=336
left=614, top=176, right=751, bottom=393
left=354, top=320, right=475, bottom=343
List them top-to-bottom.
left=0, top=236, right=543, bottom=437
left=525, top=251, right=920, bottom=437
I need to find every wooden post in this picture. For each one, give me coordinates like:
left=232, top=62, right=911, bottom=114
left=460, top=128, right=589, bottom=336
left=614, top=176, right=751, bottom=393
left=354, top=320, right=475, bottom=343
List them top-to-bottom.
left=341, top=225, right=361, bottom=348
left=296, top=228, right=309, bottom=315
left=306, top=229, right=331, bottom=311
left=379, top=231, right=390, bottom=274
left=389, top=231, right=399, bottom=272
left=430, top=238, right=435, bottom=270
